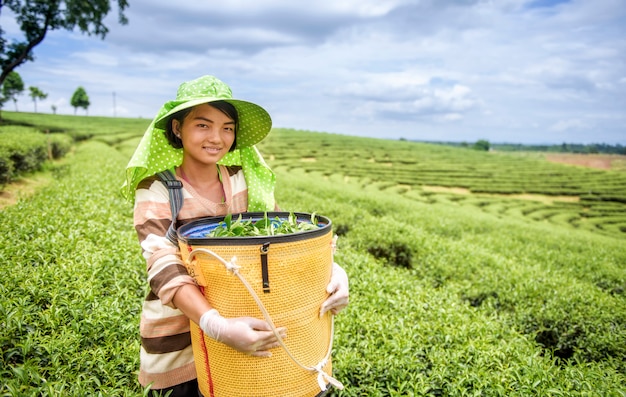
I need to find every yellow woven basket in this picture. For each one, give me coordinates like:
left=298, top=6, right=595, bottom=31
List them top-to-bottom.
left=177, top=212, right=342, bottom=397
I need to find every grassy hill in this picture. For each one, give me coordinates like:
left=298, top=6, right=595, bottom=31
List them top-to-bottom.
left=0, top=112, right=624, bottom=396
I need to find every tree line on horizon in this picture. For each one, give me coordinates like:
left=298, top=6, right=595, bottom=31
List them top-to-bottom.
left=0, top=0, right=128, bottom=120
left=0, top=71, right=91, bottom=117
left=421, top=140, right=626, bottom=155
left=492, top=142, right=626, bottom=155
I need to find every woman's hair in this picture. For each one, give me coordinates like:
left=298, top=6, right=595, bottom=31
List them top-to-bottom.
left=164, top=100, right=239, bottom=151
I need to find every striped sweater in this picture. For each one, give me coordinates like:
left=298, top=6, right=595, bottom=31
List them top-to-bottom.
left=134, top=165, right=249, bottom=390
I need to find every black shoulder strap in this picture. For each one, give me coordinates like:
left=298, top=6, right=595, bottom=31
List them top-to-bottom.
left=157, top=169, right=183, bottom=244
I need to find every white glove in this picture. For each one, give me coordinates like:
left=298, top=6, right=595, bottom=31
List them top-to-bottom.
left=320, top=262, right=350, bottom=317
left=199, top=309, right=287, bottom=357
left=199, top=309, right=229, bottom=341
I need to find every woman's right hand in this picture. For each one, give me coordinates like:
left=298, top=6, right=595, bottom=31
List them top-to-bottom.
left=200, top=309, right=286, bottom=357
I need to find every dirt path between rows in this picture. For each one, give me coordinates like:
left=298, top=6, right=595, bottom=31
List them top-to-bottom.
left=545, top=153, right=626, bottom=171
left=0, top=175, right=51, bottom=210
left=421, top=185, right=579, bottom=204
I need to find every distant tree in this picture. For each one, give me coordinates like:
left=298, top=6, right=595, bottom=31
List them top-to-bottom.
left=0, top=1, right=129, bottom=88
left=1, top=71, right=25, bottom=113
left=0, top=78, right=8, bottom=117
left=29, top=86, right=47, bottom=112
left=70, top=86, right=90, bottom=114
left=51, top=104, right=57, bottom=114
left=473, top=139, right=490, bottom=151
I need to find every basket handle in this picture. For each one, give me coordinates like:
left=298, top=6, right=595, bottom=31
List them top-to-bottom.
left=187, top=248, right=344, bottom=392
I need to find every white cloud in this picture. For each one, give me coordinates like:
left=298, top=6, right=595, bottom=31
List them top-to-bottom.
left=1, top=0, right=624, bottom=144
left=550, top=119, right=590, bottom=132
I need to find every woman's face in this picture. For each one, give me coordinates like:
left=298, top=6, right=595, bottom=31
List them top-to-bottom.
left=173, top=104, right=236, bottom=166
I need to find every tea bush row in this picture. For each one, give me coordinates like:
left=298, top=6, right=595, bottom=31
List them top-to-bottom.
left=2, top=111, right=149, bottom=141
left=1, top=115, right=624, bottom=395
left=7, top=115, right=621, bottom=238
left=0, top=127, right=72, bottom=186
left=256, top=128, right=626, bottom=239
left=0, top=141, right=145, bottom=396
left=272, top=167, right=626, bottom=396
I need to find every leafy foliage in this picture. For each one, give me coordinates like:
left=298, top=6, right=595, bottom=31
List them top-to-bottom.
left=0, top=0, right=129, bottom=87
left=1, top=71, right=24, bottom=111
left=28, top=86, right=47, bottom=112
left=70, top=86, right=90, bottom=114
left=2, top=111, right=149, bottom=141
left=0, top=114, right=624, bottom=396
left=0, top=125, right=72, bottom=185
left=257, top=128, right=626, bottom=240
left=472, top=139, right=490, bottom=151
left=0, top=141, right=143, bottom=395
left=273, top=168, right=626, bottom=396
left=207, top=212, right=319, bottom=237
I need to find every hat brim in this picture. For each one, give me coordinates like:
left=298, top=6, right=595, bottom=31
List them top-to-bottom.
left=154, top=97, right=272, bottom=149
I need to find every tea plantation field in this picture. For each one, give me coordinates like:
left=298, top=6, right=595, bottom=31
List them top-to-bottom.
left=1, top=112, right=625, bottom=396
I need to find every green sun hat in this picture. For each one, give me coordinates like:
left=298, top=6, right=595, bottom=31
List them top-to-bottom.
left=121, top=75, right=275, bottom=211
left=154, top=75, right=272, bottom=148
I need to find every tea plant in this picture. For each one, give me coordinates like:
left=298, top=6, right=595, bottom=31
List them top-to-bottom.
left=2, top=111, right=149, bottom=141
left=0, top=113, right=624, bottom=396
left=0, top=125, right=73, bottom=185
left=258, top=128, right=626, bottom=239
left=0, top=141, right=145, bottom=396
left=272, top=167, right=626, bottom=396
left=207, top=212, right=319, bottom=237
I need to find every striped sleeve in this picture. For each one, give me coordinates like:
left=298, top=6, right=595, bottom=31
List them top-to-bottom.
left=134, top=177, right=196, bottom=308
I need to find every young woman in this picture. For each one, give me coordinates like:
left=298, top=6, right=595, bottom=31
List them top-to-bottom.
left=122, top=75, right=349, bottom=396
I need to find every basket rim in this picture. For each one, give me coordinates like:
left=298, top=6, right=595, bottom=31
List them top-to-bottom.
left=177, top=211, right=332, bottom=245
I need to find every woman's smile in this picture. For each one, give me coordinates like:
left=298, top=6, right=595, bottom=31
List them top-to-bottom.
left=174, top=104, right=236, bottom=166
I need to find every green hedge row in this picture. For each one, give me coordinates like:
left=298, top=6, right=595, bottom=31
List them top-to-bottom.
left=2, top=111, right=149, bottom=140
left=0, top=119, right=624, bottom=395
left=0, top=127, right=72, bottom=186
left=254, top=128, right=626, bottom=239
left=0, top=141, right=142, bottom=396
left=271, top=167, right=626, bottom=396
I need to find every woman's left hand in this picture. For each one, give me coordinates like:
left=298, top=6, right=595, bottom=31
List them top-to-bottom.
left=320, top=263, right=349, bottom=317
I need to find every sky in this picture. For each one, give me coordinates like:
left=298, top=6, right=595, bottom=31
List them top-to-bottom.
left=1, top=0, right=625, bottom=145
